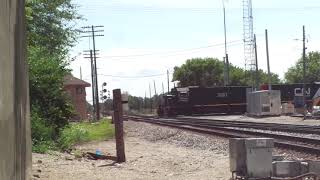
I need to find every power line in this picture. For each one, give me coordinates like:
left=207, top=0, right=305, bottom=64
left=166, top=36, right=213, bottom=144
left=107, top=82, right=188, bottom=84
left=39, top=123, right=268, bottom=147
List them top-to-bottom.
left=78, top=4, right=320, bottom=14
left=99, top=40, right=243, bottom=59
left=96, top=41, right=253, bottom=62
left=98, top=73, right=171, bottom=79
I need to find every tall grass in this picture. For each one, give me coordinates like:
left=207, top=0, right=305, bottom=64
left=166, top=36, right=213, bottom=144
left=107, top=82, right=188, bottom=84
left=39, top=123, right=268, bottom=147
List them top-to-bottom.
left=58, top=119, right=115, bottom=151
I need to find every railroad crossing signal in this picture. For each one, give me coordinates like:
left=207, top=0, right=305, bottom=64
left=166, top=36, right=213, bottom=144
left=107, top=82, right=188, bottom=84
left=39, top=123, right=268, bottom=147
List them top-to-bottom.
left=101, top=82, right=110, bottom=100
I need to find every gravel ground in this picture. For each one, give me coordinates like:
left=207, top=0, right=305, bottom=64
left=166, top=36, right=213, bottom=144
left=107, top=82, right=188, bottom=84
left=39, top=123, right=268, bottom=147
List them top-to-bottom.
left=32, top=120, right=320, bottom=180
left=32, top=121, right=231, bottom=180
left=126, top=121, right=320, bottom=161
left=126, top=121, right=229, bottom=155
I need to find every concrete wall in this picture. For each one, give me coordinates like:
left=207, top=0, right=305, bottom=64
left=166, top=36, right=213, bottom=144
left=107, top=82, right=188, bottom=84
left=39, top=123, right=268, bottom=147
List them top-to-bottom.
left=0, top=0, right=31, bottom=179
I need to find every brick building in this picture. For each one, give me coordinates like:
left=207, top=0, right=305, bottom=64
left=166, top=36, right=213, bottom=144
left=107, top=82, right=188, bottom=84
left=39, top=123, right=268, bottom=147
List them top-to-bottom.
left=64, top=74, right=90, bottom=120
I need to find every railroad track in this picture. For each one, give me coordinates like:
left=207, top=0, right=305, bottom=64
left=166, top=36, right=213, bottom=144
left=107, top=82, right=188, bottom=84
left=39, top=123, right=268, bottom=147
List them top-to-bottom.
left=124, top=115, right=320, bottom=155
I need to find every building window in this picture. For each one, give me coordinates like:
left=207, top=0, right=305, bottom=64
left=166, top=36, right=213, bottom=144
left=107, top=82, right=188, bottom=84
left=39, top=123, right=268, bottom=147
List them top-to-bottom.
left=76, top=87, right=83, bottom=94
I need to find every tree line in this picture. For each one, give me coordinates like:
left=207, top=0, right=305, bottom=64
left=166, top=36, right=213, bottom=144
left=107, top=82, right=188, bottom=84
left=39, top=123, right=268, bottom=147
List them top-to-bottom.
left=126, top=53, right=320, bottom=111
left=172, top=53, right=320, bottom=87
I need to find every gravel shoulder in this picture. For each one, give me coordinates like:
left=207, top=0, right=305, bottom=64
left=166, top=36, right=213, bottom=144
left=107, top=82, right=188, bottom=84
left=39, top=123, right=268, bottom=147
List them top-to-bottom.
left=32, top=120, right=320, bottom=180
left=32, top=121, right=230, bottom=180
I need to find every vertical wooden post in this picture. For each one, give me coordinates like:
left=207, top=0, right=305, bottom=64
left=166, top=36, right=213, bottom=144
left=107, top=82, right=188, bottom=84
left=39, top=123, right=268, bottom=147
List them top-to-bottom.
left=113, top=89, right=126, bottom=162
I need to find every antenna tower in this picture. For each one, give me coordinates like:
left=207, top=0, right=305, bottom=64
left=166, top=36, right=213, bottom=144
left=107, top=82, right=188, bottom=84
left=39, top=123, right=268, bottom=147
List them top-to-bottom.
left=243, top=0, right=255, bottom=86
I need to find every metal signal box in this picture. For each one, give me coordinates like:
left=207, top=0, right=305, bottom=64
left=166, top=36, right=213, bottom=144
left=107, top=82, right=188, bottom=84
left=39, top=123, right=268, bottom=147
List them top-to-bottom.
left=247, top=90, right=281, bottom=116
left=229, top=138, right=274, bottom=179
left=272, top=161, right=302, bottom=177
left=308, top=161, right=320, bottom=174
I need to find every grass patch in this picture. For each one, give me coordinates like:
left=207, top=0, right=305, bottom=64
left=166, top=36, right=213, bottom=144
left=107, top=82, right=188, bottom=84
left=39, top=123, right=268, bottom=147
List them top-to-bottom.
left=58, top=119, right=114, bottom=151
left=76, top=119, right=115, bottom=141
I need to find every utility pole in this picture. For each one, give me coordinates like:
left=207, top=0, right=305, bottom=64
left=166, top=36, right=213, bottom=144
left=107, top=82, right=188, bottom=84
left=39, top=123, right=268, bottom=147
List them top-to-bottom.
left=223, top=1, right=229, bottom=86
left=81, top=25, right=104, bottom=121
left=92, top=25, right=101, bottom=120
left=302, top=25, right=306, bottom=119
left=265, top=29, right=272, bottom=91
left=254, top=34, right=259, bottom=90
left=84, top=50, right=96, bottom=121
left=223, top=57, right=226, bottom=86
left=80, top=66, right=83, bottom=80
left=167, top=70, right=170, bottom=93
left=153, top=80, right=157, bottom=95
left=162, top=82, right=165, bottom=94
left=149, top=83, right=153, bottom=113
left=144, top=91, right=147, bottom=110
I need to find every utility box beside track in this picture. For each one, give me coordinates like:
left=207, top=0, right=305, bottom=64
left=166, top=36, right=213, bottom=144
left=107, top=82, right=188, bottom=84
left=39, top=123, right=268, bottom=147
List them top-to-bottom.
left=247, top=90, right=281, bottom=116
left=229, top=138, right=274, bottom=179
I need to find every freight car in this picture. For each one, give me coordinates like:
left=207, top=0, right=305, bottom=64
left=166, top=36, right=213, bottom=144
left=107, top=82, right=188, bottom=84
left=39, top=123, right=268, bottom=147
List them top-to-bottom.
left=158, top=83, right=320, bottom=117
left=261, top=83, right=320, bottom=109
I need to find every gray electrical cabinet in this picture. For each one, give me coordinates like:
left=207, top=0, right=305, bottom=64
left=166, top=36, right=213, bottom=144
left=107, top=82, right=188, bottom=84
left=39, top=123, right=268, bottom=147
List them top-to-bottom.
left=247, top=90, right=281, bottom=116
left=229, top=138, right=274, bottom=179
left=272, top=161, right=302, bottom=177
left=308, top=161, right=320, bottom=174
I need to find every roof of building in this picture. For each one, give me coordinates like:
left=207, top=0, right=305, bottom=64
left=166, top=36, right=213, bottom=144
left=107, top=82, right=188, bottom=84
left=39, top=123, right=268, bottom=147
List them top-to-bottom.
left=64, top=74, right=90, bottom=87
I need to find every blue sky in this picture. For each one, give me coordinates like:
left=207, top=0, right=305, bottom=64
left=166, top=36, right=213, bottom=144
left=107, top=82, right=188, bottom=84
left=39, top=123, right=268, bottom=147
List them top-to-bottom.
left=70, top=0, right=320, bottom=100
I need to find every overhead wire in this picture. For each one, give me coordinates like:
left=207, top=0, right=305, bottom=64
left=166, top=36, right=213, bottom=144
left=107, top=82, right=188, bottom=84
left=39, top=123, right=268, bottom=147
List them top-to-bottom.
left=77, top=3, right=320, bottom=14
left=99, top=40, right=242, bottom=58
left=98, top=69, right=174, bottom=79
left=98, top=73, right=167, bottom=79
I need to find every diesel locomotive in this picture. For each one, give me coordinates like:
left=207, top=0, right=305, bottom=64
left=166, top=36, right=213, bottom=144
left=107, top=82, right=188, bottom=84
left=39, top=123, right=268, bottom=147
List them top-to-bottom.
left=157, top=83, right=320, bottom=117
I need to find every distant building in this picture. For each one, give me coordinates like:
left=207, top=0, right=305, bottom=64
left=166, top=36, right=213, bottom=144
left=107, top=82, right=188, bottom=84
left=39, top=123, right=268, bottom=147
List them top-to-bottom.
left=64, top=74, right=90, bottom=120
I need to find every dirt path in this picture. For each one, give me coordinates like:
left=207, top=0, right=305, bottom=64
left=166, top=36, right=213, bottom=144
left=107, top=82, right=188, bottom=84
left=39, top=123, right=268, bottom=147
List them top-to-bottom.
left=32, top=121, right=230, bottom=180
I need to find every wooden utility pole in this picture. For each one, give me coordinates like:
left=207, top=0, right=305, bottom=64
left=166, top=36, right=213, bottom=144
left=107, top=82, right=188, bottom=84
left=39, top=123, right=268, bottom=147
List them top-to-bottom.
left=1, top=0, right=31, bottom=178
left=81, top=25, right=104, bottom=121
left=91, top=25, right=100, bottom=120
left=302, top=25, right=306, bottom=119
left=265, top=29, right=272, bottom=90
left=254, top=34, right=259, bottom=90
left=84, top=50, right=96, bottom=121
left=80, top=66, right=83, bottom=80
left=167, top=70, right=170, bottom=93
left=153, top=80, right=157, bottom=95
left=162, top=82, right=165, bottom=94
left=149, top=83, right=153, bottom=113
left=113, top=89, right=126, bottom=162
left=144, top=91, right=147, bottom=110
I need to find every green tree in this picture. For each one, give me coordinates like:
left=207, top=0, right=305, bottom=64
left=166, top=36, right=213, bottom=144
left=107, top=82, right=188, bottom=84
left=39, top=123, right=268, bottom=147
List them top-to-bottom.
left=26, top=0, right=81, bottom=150
left=26, top=0, right=80, bottom=58
left=28, top=47, right=74, bottom=135
left=285, top=51, right=320, bottom=83
left=173, top=57, right=280, bottom=87
left=173, top=58, right=224, bottom=87
left=128, top=95, right=144, bottom=110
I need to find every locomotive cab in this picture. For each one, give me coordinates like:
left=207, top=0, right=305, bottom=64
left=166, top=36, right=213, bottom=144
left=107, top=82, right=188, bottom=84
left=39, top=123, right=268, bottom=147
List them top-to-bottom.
left=157, top=94, right=175, bottom=117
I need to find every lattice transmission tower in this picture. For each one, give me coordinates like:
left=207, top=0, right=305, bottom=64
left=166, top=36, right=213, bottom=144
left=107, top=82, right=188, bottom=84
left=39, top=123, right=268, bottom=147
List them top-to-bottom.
left=243, top=0, right=255, bottom=86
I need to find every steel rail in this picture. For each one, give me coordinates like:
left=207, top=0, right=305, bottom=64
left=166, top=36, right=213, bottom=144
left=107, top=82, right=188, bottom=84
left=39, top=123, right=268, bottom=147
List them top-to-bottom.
left=125, top=115, right=320, bottom=155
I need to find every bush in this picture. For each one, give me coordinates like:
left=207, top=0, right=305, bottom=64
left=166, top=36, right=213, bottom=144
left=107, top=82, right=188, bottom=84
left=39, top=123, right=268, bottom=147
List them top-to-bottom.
left=31, top=106, right=56, bottom=153
left=57, top=120, right=114, bottom=151
left=58, top=125, right=89, bottom=151
left=32, top=140, right=56, bottom=154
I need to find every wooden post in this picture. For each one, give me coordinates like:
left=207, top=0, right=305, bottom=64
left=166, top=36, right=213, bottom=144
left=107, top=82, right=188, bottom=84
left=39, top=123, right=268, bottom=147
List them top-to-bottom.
left=113, top=89, right=126, bottom=162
